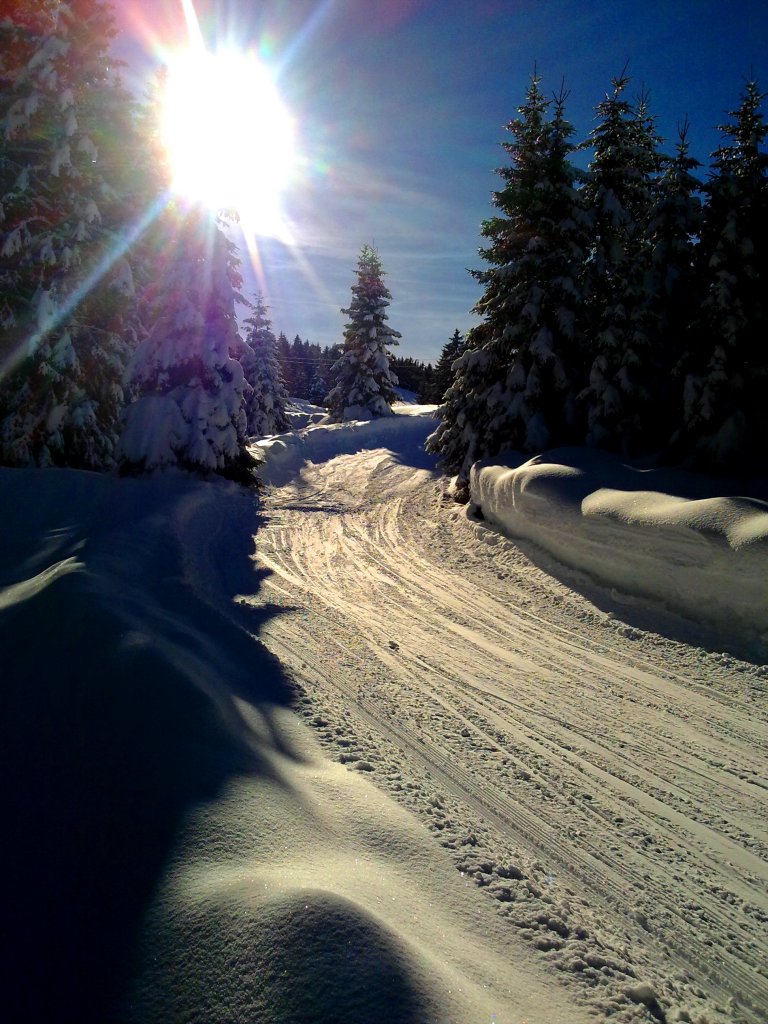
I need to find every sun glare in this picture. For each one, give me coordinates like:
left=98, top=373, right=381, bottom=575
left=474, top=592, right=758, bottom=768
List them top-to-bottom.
left=162, top=50, right=296, bottom=236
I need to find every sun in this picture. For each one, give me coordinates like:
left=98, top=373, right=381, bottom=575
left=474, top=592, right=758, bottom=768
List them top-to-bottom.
left=162, top=49, right=296, bottom=236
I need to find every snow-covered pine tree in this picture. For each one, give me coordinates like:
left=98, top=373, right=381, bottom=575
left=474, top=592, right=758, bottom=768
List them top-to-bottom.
left=0, top=0, right=140, bottom=469
left=579, top=73, right=663, bottom=454
left=427, top=74, right=588, bottom=480
left=681, top=80, right=768, bottom=470
left=488, top=82, right=588, bottom=452
left=644, top=119, right=702, bottom=449
left=119, top=204, right=256, bottom=482
left=325, top=245, right=401, bottom=421
left=238, top=292, right=289, bottom=436
left=425, top=321, right=494, bottom=490
left=430, top=328, right=464, bottom=403
left=309, top=367, right=328, bottom=406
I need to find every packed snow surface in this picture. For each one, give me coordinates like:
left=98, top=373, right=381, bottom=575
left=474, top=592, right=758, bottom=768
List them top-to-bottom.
left=2, top=403, right=766, bottom=1024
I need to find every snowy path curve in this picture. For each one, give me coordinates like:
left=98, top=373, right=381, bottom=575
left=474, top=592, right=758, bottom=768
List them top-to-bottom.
left=251, top=445, right=768, bottom=1024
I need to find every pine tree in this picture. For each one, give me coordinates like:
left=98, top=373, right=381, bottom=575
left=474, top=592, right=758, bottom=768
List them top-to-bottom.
left=0, top=0, right=140, bottom=469
left=580, top=73, right=663, bottom=454
left=428, top=74, right=588, bottom=478
left=682, top=80, right=768, bottom=470
left=645, top=120, right=702, bottom=447
left=119, top=204, right=256, bottom=482
left=325, top=245, right=401, bottom=421
left=238, top=292, right=289, bottom=436
left=425, top=322, right=495, bottom=488
left=430, top=329, right=464, bottom=403
left=275, top=331, right=294, bottom=396
left=290, top=334, right=310, bottom=399
left=389, top=355, right=430, bottom=395
left=417, top=362, right=435, bottom=404
left=309, top=367, right=328, bottom=406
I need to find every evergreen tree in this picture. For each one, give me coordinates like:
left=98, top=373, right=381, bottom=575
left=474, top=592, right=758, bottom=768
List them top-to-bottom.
left=0, top=0, right=139, bottom=469
left=579, top=72, right=663, bottom=454
left=428, top=74, right=587, bottom=478
left=682, top=80, right=768, bottom=470
left=645, top=120, right=702, bottom=446
left=119, top=204, right=256, bottom=482
left=325, top=245, right=401, bottom=421
left=238, top=292, right=289, bottom=436
left=425, top=322, right=494, bottom=488
left=430, top=329, right=464, bottom=403
left=275, top=331, right=294, bottom=395
left=290, top=333, right=310, bottom=399
left=390, top=355, right=430, bottom=395
left=417, top=362, right=435, bottom=404
left=309, top=366, right=328, bottom=406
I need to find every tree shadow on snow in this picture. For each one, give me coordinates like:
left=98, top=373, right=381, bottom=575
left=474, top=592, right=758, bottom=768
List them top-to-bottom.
left=0, top=471, right=431, bottom=1023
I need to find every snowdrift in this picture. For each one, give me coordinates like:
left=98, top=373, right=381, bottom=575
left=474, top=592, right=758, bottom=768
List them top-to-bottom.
left=470, top=448, right=768, bottom=658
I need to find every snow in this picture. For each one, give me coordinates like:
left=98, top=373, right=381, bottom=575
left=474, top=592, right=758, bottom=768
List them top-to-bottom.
left=393, top=385, right=420, bottom=404
left=118, top=394, right=188, bottom=469
left=283, top=397, right=327, bottom=429
left=253, top=404, right=439, bottom=487
left=2, top=408, right=766, bottom=1024
left=249, top=412, right=767, bottom=1024
left=470, top=447, right=768, bottom=658
left=0, top=461, right=581, bottom=1024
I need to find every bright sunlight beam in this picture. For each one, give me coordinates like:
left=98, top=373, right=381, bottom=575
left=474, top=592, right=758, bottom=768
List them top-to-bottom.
left=162, top=49, right=296, bottom=238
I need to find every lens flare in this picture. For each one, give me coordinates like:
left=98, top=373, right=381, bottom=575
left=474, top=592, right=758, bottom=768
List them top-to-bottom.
left=162, top=48, right=296, bottom=238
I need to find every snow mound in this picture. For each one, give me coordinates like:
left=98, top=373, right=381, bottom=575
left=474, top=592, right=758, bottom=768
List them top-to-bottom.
left=284, top=397, right=327, bottom=429
left=254, top=406, right=439, bottom=487
left=470, top=448, right=768, bottom=657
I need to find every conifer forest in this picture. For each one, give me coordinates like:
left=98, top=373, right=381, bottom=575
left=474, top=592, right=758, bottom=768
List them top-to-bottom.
left=1, top=5, right=766, bottom=481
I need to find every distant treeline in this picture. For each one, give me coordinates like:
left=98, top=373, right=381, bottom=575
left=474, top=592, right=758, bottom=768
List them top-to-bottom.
left=275, top=337, right=458, bottom=406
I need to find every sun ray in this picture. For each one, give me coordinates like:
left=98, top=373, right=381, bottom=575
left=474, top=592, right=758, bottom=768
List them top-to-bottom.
left=180, top=0, right=205, bottom=51
left=272, top=0, right=336, bottom=78
left=1, top=195, right=169, bottom=383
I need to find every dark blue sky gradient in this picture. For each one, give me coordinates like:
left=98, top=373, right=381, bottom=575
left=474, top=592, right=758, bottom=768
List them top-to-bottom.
left=113, top=0, right=768, bottom=363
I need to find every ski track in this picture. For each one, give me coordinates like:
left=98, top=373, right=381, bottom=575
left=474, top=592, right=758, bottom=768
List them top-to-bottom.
left=248, top=449, right=768, bottom=1024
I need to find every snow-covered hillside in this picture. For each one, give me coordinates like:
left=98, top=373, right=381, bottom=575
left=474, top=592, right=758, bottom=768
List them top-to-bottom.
left=2, top=405, right=766, bottom=1023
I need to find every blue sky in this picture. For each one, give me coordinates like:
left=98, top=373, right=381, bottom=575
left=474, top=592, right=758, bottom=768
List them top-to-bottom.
left=114, top=0, right=768, bottom=364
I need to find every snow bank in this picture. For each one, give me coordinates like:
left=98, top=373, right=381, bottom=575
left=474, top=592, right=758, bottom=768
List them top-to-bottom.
left=253, top=405, right=439, bottom=486
left=470, top=448, right=768, bottom=657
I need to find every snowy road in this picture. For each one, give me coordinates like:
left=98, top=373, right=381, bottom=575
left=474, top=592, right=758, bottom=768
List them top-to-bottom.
left=252, top=442, right=768, bottom=1024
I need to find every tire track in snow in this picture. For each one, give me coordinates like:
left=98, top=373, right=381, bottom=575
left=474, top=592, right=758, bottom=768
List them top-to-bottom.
left=251, top=458, right=768, bottom=1023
